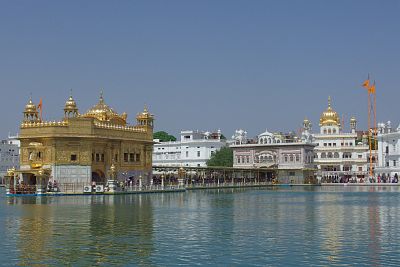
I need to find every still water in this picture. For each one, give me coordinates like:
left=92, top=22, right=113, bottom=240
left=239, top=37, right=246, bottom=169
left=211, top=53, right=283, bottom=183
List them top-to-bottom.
left=1, top=186, right=400, bottom=266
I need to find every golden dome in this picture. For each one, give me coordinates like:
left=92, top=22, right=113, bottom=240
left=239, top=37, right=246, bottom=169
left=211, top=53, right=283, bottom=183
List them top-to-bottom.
left=82, top=91, right=127, bottom=125
left=319, top=96, right=341, bottom=127
left=24, top=98, right=38, bottom=113
left=350, top=116, right=357, bottom=122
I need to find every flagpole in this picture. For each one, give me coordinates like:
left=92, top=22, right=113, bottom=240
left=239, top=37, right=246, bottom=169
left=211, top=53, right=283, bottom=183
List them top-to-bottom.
left=373, top=82, right=377, bottom=177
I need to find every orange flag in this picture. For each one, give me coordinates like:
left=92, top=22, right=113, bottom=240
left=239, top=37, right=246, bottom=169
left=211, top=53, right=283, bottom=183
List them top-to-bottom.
left=362, top=79, right=370, bottom=89
left=369, top=83, right=376, bottom=94
left=37, top=98, right=43, bottom=120
left=37, top=98, right=43, bottom=110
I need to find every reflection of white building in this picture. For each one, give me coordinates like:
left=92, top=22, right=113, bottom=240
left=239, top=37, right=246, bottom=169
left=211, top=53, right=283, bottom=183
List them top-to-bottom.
left=313, top=97, right=369, bottom=182
left=376, top=121, right=400, bottom=178
left=231, top=129, right=316, bottom=183
left=153, top=130, right=226, bottom=167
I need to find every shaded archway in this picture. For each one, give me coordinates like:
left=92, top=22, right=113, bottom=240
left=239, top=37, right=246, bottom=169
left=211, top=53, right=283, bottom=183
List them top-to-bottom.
left=92, top=170, right=105, bottom=183
left=26, top=173, right=37, bottom=185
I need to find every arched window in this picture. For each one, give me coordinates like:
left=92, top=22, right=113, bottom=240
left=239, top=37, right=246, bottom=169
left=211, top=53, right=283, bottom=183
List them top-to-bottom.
left=323, top=129, right=327, bottom=134
left=328, top=129, right=332, bottom=134
left=333, top=129, right=337, bottom=134
left=321, top=152, right=326, bottom=158
left=328, top=152, right=333, bottom=158
left=284, top=155, right=288, bottom=162
left=290, top=155, right=294, bottom=162
left=296, top=155, right=300, bottom=162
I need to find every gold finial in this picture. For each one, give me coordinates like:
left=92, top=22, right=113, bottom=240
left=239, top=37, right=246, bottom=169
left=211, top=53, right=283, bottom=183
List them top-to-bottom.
left=70, top=88, right=73, bottom=98
left=99, top=89, right=104, bottom=103
left=328, top=96, right=331, bottom=108
left=143, top=104, right=148, bottom=113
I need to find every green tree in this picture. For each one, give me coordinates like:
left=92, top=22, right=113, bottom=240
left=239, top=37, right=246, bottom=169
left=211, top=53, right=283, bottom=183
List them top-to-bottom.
left=153, top=131, right=177, bottom=142
left=206, top=146, right=233, bottom=167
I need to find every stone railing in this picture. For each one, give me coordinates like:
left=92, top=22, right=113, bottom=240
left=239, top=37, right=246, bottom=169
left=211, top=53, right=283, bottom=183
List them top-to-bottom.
left=21, top=121, right=69, bottom=128
left=93, top=122, right=147, bottom=133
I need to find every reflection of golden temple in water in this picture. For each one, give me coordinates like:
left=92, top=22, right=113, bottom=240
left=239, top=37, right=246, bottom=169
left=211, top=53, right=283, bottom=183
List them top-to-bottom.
left=9, top=92, right=154, bottom=193
left=10, top=195, right=154, bottom=266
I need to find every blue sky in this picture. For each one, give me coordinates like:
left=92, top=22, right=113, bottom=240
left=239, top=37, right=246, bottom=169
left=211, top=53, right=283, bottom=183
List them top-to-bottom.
left=0, top=0, right=399, bottom=138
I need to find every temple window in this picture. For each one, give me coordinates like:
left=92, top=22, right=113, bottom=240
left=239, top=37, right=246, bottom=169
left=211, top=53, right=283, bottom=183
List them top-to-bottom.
left=96, top=153, right=100, bottom=162
left=124, top=153, right=129, bottom=162
left=129, top=153, right=135, bottom=162
left=136, top=153, right=140, bottom=162
left=71, top=154, right=77, bottom=161
left=101, top=154, right=105, bottom=162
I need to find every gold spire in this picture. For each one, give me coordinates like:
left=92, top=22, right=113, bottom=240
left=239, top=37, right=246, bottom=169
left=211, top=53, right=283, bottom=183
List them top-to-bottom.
left=99, top=89, right=104, bottom=104
left=319, top=96, right=340, bottom=127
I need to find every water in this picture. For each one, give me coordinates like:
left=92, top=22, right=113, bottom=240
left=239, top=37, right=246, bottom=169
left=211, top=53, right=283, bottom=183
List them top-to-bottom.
left=1, top=186, right=400, bottom=266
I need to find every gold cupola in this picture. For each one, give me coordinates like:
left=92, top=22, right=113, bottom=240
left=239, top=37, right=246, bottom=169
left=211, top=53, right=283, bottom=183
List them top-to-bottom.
left=82, top=91, right=127, bottom=126
left=64, top=92, right=79, bottom=119
left=319, top=96, right=341, bottom=127
left=23, top=98, right=40, bottom=123
left=136, top=105, right=154, bottom=130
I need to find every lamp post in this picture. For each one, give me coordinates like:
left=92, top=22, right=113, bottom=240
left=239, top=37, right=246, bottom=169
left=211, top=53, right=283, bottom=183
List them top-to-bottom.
left=178, top=167, right=186, bottom=188
left=161, top=174, right=165, bottom=189
left=139, top=175, right=143, bottom=190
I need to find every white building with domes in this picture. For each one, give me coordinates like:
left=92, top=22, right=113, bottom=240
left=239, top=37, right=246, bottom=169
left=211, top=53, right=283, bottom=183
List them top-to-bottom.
left=312, top=97, right=369, bottom=182
left=231, top=128, right=316, bottom=184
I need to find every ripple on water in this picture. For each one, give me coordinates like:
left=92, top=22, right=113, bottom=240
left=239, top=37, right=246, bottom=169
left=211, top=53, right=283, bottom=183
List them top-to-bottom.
left=1, top=187, right=400, bottom=266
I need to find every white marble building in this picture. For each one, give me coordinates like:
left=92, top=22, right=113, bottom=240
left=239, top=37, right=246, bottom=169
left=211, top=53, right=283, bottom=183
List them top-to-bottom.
left=313, top=97, right=369, bottom=182
left=375, top=121, right=400, bottom=179
left=231, top=129, right=316, bottom=183
left=153, top=130, right=226, bottom=167
left=0, top=135, right=20, bottom=183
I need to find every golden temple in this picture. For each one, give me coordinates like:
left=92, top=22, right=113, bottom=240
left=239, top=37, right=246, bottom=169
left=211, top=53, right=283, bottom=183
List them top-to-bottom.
left=7, top=92, right=154, bottom=194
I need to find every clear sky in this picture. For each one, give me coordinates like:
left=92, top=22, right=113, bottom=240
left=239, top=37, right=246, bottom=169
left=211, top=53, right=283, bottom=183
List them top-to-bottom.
left=0, top=0, right=399, bottom=138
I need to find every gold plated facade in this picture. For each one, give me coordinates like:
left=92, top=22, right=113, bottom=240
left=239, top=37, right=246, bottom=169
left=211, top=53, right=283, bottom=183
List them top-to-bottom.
left=17, top=92, right=154, bottom=186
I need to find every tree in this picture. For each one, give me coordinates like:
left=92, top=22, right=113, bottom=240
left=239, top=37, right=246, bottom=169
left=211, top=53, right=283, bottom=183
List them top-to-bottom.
left=153, top=131, right=177, bottom=142
left=206, top=146, right=233, bottom=167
